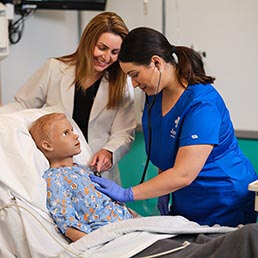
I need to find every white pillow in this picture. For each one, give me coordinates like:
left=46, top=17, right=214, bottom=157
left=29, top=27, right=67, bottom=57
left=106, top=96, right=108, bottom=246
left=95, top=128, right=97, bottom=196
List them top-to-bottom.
left=0, top=105, right=93, bottom=212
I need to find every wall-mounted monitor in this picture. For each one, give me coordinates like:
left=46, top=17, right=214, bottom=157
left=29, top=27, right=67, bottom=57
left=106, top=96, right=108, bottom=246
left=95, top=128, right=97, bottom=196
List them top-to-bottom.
left=16, top=0, right=107, bottom=11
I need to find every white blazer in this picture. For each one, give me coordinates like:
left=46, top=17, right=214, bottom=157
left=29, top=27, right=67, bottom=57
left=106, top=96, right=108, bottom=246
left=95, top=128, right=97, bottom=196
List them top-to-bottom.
left=0, top=58, right=136, bottom=183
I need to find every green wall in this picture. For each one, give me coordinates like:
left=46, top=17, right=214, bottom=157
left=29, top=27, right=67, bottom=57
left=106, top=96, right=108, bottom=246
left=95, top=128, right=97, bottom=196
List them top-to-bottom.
left=119, top=132, right=258, bottom=216
left=119, top=132, right=158, bottom=216
left=238, top=139, right=258, bottom=172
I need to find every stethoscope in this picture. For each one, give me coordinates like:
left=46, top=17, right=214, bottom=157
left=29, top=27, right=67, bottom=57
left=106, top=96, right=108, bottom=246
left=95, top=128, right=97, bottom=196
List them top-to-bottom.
left=93, top=68, right=161, bottom=182
left=139, top=68, right=162, bottom=184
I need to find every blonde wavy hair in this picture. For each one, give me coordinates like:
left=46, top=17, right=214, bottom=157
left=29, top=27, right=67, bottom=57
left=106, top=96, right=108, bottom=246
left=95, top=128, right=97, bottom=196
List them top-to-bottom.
left=57, top=12, right=129, bottom=109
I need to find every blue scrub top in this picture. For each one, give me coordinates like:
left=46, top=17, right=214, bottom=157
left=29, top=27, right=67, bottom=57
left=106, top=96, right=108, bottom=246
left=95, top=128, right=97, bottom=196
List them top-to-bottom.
left=142, top=83, right=257, bottom=226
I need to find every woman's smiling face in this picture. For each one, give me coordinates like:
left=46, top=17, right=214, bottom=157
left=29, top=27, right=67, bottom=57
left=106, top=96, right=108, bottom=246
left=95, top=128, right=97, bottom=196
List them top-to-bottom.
left=93, top=32, right=122, bottom=72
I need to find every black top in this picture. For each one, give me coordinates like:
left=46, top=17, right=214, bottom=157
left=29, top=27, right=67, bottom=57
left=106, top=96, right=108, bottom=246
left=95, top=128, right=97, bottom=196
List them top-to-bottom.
left=72, top=78, right=101, bottom=142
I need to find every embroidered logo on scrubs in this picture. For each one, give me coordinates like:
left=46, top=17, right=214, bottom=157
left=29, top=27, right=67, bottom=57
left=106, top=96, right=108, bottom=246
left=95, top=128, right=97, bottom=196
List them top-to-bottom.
left=170, top=116, right=180, bottom=138
left=175, top=117, right=180, bottom=128
left=170, top=129, right=176, bottom=138
left=191, top=134, right=198, bottom=139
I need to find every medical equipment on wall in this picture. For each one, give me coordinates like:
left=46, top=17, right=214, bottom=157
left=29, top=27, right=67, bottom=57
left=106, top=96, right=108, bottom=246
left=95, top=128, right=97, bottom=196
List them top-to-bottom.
left=1, top=0, right=107, bottom=44
left=14, top=0, right=107, bottom=11
left=0, top=2, right=13, bottom=105
left=0, top=3, right=9, bottom=60
left=140, top=66, right=162, bottom=184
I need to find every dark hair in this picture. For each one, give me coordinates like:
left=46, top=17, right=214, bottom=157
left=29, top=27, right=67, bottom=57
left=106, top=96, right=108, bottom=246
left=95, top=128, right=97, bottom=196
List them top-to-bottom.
left=119, top=27, right=215, bottom=86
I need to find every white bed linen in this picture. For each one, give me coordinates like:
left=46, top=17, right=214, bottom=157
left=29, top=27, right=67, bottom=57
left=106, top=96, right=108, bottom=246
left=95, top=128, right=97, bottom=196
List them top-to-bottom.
left=1, top=195, right=236, bottom=258
left=66, top=215, right=236, bottom=258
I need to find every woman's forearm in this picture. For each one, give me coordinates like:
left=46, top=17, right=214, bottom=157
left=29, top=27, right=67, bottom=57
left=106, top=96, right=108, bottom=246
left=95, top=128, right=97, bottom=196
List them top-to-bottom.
left=132, top=145, right=213, bottom=200
left=132, top=168, right=189, bottom=200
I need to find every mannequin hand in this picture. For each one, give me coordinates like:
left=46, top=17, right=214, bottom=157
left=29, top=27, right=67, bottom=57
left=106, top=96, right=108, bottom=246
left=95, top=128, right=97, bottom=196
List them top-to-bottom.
left=90, top=149, right=113, bottom=172
left=89, top=174, right=134, bottom=202
left=157, top=194, right=170, bottom=215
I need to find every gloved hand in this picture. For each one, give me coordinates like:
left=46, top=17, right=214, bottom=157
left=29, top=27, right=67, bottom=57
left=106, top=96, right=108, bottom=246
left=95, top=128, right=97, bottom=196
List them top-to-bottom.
left=89, top=174, right=134, bottom=202
left=157, top=193, right=170, bottom=215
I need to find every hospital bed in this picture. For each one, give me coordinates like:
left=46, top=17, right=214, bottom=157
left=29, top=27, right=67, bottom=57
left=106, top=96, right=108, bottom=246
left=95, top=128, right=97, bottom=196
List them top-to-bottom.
left=0, top=105, right=257, bottom=258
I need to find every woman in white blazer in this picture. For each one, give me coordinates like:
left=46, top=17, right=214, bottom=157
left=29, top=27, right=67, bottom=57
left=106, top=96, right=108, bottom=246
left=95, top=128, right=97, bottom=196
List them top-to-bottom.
left=0, top=12, right=136, bottom=184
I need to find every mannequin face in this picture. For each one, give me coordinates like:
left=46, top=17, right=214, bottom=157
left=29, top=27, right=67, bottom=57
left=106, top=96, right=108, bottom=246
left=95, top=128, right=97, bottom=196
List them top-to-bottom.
left=93, top=32, right=122, bottom=72
left=120, top=60, right=162, bottom=96
left=46, top=118, right=81, bottom=160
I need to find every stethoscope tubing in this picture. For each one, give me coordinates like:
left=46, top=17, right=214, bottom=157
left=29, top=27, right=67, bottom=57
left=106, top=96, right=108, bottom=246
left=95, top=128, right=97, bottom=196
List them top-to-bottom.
left=139, top=70, right=161, bottom=184
left=139, top=94, right=156, bottom=184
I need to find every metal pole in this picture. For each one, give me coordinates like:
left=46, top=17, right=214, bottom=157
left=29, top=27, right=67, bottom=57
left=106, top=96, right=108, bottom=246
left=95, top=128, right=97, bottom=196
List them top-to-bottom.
left=162, top=0, right=166, bottom=35
left=77, top=10, right=82, bottom=41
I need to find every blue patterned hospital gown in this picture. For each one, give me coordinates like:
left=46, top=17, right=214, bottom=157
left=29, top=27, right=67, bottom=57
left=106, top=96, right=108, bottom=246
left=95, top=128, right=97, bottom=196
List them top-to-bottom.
left=43, top=164, right=133, bottom=235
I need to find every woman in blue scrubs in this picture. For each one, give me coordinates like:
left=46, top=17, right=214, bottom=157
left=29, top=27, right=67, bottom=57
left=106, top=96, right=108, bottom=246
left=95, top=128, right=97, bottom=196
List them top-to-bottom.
left=90, top=27, right=258, bottom=227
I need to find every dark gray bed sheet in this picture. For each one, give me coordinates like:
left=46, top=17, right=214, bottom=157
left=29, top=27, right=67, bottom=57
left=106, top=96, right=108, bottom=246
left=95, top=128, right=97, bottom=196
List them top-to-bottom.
left=133, top=223, right=258, bottom=258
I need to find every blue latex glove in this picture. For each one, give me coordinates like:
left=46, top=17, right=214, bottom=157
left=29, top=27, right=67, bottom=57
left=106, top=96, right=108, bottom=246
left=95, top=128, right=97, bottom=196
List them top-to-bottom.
left=89, top=174, right=134, bottom=202
left=157, top=193, right=170, bottom=215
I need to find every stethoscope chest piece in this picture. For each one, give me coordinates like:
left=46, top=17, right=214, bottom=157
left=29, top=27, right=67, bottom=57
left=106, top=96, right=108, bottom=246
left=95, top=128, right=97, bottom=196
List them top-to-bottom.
left=94, top=171, right=102, bottom=177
